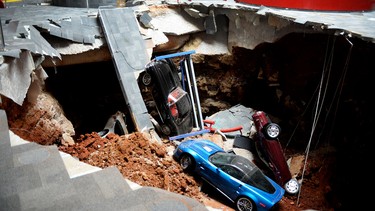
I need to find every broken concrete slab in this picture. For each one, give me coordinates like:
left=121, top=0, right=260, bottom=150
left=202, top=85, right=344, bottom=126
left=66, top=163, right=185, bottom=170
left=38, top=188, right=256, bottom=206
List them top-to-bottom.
left=148, top=6, right=205, bottom=36
left=98, top=7, right=154, bottom=134
left=0, top=51, right=35, bottom=105
left=205, top=104, right=255, bottom=137
left=0, top=110, right=13, bottom=169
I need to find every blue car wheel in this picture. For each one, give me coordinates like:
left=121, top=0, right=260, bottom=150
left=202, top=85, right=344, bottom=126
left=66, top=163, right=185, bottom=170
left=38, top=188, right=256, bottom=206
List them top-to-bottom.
left=180, top=154, right=194, bottom=171
left=236, top=197, right=255, bottom=211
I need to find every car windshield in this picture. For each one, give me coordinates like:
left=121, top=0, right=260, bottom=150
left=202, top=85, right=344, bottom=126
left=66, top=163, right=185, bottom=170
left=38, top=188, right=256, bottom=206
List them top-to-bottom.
left=209, top=152, right=276, bottom=193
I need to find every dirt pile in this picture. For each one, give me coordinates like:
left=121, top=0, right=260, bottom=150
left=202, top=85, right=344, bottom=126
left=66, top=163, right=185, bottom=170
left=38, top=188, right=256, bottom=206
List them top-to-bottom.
left=58, top=132, right=206, bottom=202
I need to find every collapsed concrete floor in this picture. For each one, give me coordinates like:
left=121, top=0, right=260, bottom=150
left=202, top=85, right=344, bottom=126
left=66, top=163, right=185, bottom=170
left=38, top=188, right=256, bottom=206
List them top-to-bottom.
left=1, top=31, right=373, bottom=210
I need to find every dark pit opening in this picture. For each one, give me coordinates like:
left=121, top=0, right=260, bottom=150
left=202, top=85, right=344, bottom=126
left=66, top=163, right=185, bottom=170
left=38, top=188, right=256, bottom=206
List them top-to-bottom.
left=44, top=61, right=135, bottom=138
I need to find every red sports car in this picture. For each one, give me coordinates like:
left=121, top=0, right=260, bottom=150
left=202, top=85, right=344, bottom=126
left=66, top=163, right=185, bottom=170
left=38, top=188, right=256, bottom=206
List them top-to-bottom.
left=252, top=111, right=300, bottom=195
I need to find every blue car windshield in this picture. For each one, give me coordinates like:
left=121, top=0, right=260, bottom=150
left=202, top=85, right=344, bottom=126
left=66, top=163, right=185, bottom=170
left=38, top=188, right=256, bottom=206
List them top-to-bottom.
left=209, top=152, right=276, bottom=193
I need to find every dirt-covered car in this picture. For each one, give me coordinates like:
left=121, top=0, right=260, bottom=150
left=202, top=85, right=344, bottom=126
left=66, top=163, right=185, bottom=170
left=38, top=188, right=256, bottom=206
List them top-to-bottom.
left=140, top=58, right=194, bottom=136
left=97, top=111, right=128, bottom=138
left=252, top=111, right=300, bottom=195
left=173, top=139, right=285, bottom=211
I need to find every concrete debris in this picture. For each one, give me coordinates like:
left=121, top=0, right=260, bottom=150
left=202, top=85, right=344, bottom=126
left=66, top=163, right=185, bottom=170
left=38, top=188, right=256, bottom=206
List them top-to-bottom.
left=0, top=51, right=35, bottom=105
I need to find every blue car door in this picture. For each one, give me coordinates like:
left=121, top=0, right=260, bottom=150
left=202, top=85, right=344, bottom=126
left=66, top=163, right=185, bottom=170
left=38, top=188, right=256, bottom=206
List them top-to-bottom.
left=197, top=160, right=223, bottom=188
left=214, top=165, right=244, bottom=200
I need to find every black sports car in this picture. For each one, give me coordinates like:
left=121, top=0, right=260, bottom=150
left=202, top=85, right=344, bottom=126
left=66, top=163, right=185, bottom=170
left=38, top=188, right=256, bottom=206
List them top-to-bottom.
left=140, top=58, right=194, bottom=136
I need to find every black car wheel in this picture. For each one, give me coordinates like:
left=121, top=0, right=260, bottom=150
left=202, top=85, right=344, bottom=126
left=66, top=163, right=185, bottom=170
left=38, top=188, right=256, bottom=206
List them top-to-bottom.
left=142, top=72, right=152, bottom=86
left=264, top=123, right=281, bottom=139
left=161, top=124, right=171, bottom=136
left=180, top=154, right=194, bottom=171
left=236, top=197, right=255, bottom=211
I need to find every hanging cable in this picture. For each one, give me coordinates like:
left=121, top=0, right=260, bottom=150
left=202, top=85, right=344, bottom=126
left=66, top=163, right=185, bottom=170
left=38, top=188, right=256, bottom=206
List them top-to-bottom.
left=285, top=35, right=333, bottom=150
left=297, top=35, right=335, bottom=205
left=311, top=36, right=336, bottom=148
left=322, top=36, right=353, bottom=147
left=285, top=84, right=318, bottom=150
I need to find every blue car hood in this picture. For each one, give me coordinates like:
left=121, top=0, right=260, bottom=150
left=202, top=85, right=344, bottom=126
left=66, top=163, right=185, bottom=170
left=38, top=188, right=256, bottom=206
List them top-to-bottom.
left=180, top=139, right=224, bottom=158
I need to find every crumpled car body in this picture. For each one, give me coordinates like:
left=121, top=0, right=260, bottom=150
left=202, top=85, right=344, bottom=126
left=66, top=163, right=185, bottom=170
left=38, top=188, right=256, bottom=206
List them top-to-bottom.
left=97, top=111, right=128, bottom=138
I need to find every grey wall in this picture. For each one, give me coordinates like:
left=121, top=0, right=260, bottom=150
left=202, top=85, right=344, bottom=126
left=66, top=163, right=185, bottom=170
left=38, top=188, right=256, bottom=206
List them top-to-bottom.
left=52, top=0, right=117, bottom=8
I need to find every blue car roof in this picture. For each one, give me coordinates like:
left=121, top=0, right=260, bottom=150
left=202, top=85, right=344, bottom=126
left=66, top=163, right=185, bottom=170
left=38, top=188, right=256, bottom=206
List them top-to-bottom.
left=179, top=139, right=224, bottom=157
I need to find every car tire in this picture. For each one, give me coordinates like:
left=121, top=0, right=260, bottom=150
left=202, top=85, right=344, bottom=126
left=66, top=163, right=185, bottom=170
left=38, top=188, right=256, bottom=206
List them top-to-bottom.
left=141, top=72, right=152, bottom=86
left=264, top=123, right=281, bottom=139
left=161, top=124, right=171, bottom=136
left=180, top=154, right=194, bottom=172
left=284, top=178, right=300, bottom=195
left=236, top=197, right=255, bottom=211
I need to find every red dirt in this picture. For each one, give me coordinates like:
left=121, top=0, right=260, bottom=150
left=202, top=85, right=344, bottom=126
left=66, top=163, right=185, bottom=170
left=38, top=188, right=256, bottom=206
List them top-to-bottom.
left=58, top=131, right=335, bottom=211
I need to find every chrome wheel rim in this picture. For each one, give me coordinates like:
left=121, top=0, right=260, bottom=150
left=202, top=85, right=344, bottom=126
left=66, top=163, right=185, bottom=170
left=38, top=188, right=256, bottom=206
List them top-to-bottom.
left=142, top=73, right=151, bottom=86
left=267, top=124, right=280, bottom=138
left=180, top=155, right=191, bottom=170
left=285, top=179, right=300, bottom=194
left=237, top=198, right=253, bottom=211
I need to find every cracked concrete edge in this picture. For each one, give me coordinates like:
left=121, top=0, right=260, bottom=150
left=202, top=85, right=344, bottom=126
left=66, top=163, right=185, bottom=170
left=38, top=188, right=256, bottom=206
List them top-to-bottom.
left=8, top=130, right=142, bottom=191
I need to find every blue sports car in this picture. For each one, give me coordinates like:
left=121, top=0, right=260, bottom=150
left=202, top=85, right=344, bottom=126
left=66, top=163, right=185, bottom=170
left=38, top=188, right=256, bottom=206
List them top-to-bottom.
left=173, top=139, right=285, bottom=211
